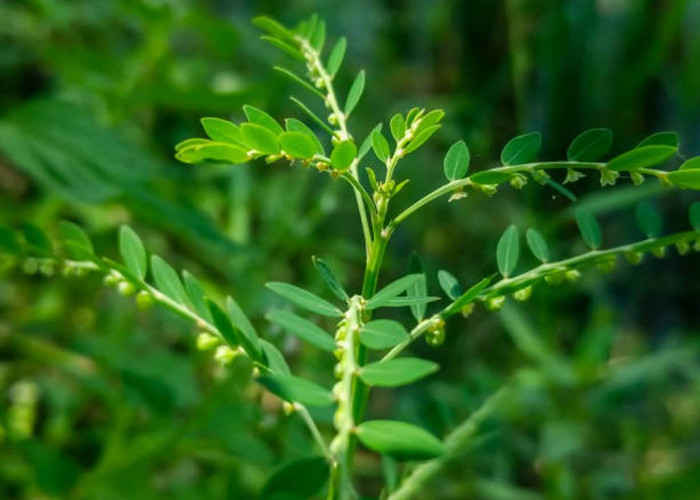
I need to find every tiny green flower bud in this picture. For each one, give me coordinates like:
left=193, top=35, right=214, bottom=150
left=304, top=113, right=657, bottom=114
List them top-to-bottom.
left=314, top=78, right=325, bottom=89
left=328, top=113, right=339, bottom=126
left=265, top=154, right=282, bottom=164
left=530, top=169, right=550, bottom=185
left=564, top=169, right=585, bottom=184
left=599, top=169, right=620, bottom=187
left=630, top=171, right=645, bottom=186
left=509, top=174, right=528, bottom=190
left=476, top=183, right=498, bottom=197
left=448, top=189, right=468, bottom=202
left=676, top=240, right=690, bottom=255
left=651, top=246, right=666, bottom=258
left=624, top=251, right=644, bottom=265
left=596, top=255, right=617, bottom=273
left=22, top=259, right=39, bottom=275
left=39, top=262, right=54, bottom=277
left=564, top=270, right=581, bottom=283
left=103, top=272, right=120, bottom=287
left=544, top=273, right=564, bottom=286
left=117, top=280, right=135, bottom=296
left=513, top=286, right=532, bottom=302
left=136, top=290, right=153, bottom=310
left=485, top=295, right=506, bottom=311
left=460, top=303, right=475, bottom=318
left=425, top=327, right=445, bottom=347
left=196, top=332, right=219, bottom=351
left=214, top=345, right=237, bottom=365
left=333, top=348, right=344, bottom=360
left=334, top=363, right=343, bottom=379
left=282, top=402, right=296, bottom=415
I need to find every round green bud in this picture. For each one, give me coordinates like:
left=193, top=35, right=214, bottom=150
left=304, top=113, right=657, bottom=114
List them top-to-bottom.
left=328, top=113, right=339, bottom=126
left=509, top=174, right=528, bottom=190
left=676, top=241, right=690, bottom=256
left=651, top=246, right=666, bottom=258
left=624, top=251, right=643, bottom=265
left=595, top=256, right=617, bottom=273
left=22, top=259, right=39, bottom=275
left=39, top=262, right=54, bottom=277
left=564, top=270, right=581, bottom=283
left=103, top=273, right=120, bottom=287
left=544, top=273, right=564, bottom=286
left=117, top=281, right=136, bottom=296
left=513, top=286, right=533, bottom=302
left=136, top=290, right=153, bottom=310
left=485, top=295, right=506, bottom=311
left=460, top=303, right=475, bottom=318
left=196, top=332, right=219, bottom=351
left=214, top=345, right=237, bottom=365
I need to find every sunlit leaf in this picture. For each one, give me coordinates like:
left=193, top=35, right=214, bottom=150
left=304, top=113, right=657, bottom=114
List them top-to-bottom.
left=326, top=37, right=347, bottom=76
left=243, top=105, right=284, bottom=135
left=390, top=113, right=406, bottom=142
left=201, top=118, right=244, bottom=145
left=240, top=123, right=279, bottom=155
left=371, top=128, right=390, bottom=163
left=330, top=140, right=357, bottom=170
left=443, top=140, right=470, bottom=181
left=359, top=320, right=409, bottom=350
left=359, top=358, right=439, bottom=387
left=356, top=420, right=444, bottom=460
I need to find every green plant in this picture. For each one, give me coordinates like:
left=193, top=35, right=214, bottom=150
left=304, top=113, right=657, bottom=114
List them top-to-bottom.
left=2, top=14, right=699, bottom=499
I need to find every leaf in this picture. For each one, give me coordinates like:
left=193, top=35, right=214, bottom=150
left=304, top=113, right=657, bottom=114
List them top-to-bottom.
left=252, top=16, right=295, bottom=42
left=310, top=19, right=326, bottom=51
left=261, top=36, right=305, bottom=60
left=326, top=37, right=347, bottom=76
left=275, top=66, right=325, bottom=99
left=344, top=70, right=365, bottom=115
left=289, top=97, right=334, bottom=135
left=243, top=105, right=284, bottom=135
left=415, top=109, right=444, bottom=131
left=389, top=113, right=406, bottom=142
left=200, top=118, right=244, bottom=145
left=285, top=119, right=324, bottom=155
left=240, top=123, right=279, bottom=155
left=359, top=123, right=382, bottom=160
left=404, top=125, right=440, bottom=154
left=371, top=128, right=390, bottom=163
left=567, top=128, right=613, bottom=161
left=637, top=131, right=679, bottom=148
left=279, top=132, right=317, bottom=159
left=501, top=132, right=541, bottom=165
left=175, top=138, right=209, bottom=151
left=330, top=140, right=357, bottom=170
left=443, top=140, right=470, bottom=181
left=176, top=142, right=249, bottom=164
left=606, top=145, right=676, bottom=171
left=679, top=157, right=700, bottom=170
left=668, top=169, right=700, bottom=190
left=470, top=170, right=511, bottom=185
left=636, top=202, right=662, bottom=238
left=689, top=202, right=700, bottom=232
left=575, top=209, right=602, bottom=249
left=59, top=220, right=94, bottom=260
left=21, top=223, right=52, bottom=256
left=496, top=225, right=520, bottom=277
left=119, top=226, right=147, bottom=280
left=526, top=228, right=549, bottom=263
left=407, top=254, right=428, bottom=322
left=151, top=255, right=190, bottom=305
left=312, top=256, right=348, bottom=301
left=182, top=270, right=211, bottom=322
left=437, top=270, right=461, bottom=299
left=365, top=274, right=423, bottom=310
left=442, top=275, right=495, bottom=316
left=266, top=282, right=342, bottom=317
left=226, top=296, right=262, bottom=360
left=381, top=296, right=440, bottom=307
left=206, top=299, right=239, bottom=348
left=267, top=310, right=336, bottom=352
left=359, top=320, right=409, bottom=350
left=260, top=339, right=291, bottom=376
left=359, top=358, right=439, bottom=387
left=257, top=374, right=333, bottom=407
left=355, top=420, right=444, bottom=460
left=260, top=456, right=329, bottom=500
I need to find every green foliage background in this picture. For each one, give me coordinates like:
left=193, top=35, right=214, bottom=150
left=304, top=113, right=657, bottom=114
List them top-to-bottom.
left=1, top=0, right=699, bottom=498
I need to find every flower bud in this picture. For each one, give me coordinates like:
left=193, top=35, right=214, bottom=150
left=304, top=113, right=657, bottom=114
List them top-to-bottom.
left=328, top=113, right=339, bottom=126
left=599, top=169, right=620, bottom=187
left=630, top=171, right=645, bottom=186
left=509, top=174, right=528, bottom=190
left=676, top=240, right=690, bottom=255
left=651, top=246, right=666, bottom=258
left=624, top=251, right=643, bottom=265
left=595, top=255, right=617, bottom=273
left=22, top=259, right=38, bottom=275
left=39, top=262, right=54, bottom=277
left=564, top=270, right=581, bottom=283
left=544, top=273, right=563, bottom=286
left=117, top=281, right=135, bottom=296
left=513, top=286, right=532, bottom=302
left=136, top=291, right=154, bottom=310
left=485, top=295, right=506, bottom=311
left=460, top=303, right=475, bottom=318
left=196, top=332, right=219, bottom=351
left=214, top=345, right=238, bottom=365
left=282, top=402, right=296, bottom=415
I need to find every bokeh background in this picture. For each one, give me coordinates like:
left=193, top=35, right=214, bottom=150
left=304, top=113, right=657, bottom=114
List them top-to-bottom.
left=1, top=0, right=699, bottom=498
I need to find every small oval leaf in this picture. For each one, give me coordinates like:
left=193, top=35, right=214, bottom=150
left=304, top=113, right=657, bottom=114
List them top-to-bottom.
left=344, top=70, right=365, bottom=115
left=243, top=105, right=284, bottom=135
left=567, top=128, right=613, bottom=162
left=371, top=129, right=390, bottom=163
left=637, top=131, right=679, bottom=149
left=279, top=132, right=317, bottom=159
left=501, top=132, right=541, bottom=166
left=330, top=140, right=357, bottom=170
left=443, top=140, right=470, bottom=181
left=606, top=145, right=676, bottom=171
left=636, top=202, right=662, bottom=238
left=575, top=209, right=602, bottom=249
left=496, top=225, right=520, bottom=277
left=119, top=226, right=147, bottom=280
left=526, top=228, right=549, bottom=263
left=151, top=255, right=190, bottom=306
left=312, top=256, right=349, bottom=301
left=437, top=270, right=461, bottom=300
left=366, top=274, right=423, bottom=310
left=266, top=282, right=342, bottom=317
left=267, top=310, right=336, bottom=352
left=359, top=320, right=409, bottom=350
left=359, top=358, right=439, bottom=387
left=257, top=374, right=333, bottom=407
left=356, top=420, right=444, bottom=461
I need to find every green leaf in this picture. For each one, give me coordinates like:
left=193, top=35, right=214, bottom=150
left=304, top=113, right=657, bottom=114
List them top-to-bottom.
left=252, top=16, right=295, bottom=42
left=310, top=19, right=326, bottom=51
left=261, top=35, right=305, bottom=60
left=326, top=37, right=347, bottom=76
left=274, top=66, right=325, bottom=99
left=344, top=70, right=365, bottom=115
left=289, top=97, right=334, bottom=135
left=243, top=105, right=284, bottom=135
left=415, top=109, right=444, bottom=132
left=389, top=113, right=406, bottom=142
left=200, top=118, right=244, bottom=145
left=285, top=119, right=324, bottom=155
left=240, top=123, right=279, bottom=155
left=359, top=123, right=382, bottom=160
left=404, top=125, right=440, bottom=154
left=371, top=128, right=390, bottom=163
left=567, top=128, right=613, bottom=161
left=637, top=131, right=679, bottom=149
left=279, top=132, right=316, bottom=159
left=501, top=132, right=541, bottom=165
left=175, top=138, right=209, bottom=151
left=330, top=140, right=357, bottom=170
left=443, top=140, right=470, bottom=181
left=176, top=142, right=249, bottom=164
left=606, top=145, right=676, bottom=171
left=680, top=157, right=700, bottom=170
left=668, top=169, right=700, bottom=189
left=470, top=171, right=511, bottom=185
left=636, top=202, right=662, bottom=238
left=689, top=202, right=700, bottom=232
left=575, top=209, right=602, bottom=249
left=59, top=221, right=93, bottom=260
left=21, top=223, right=52, bottom=256
left=496, top=225, right=520, bottom=277
left=0, top=226, right=20, bottom=255
left=119, top=226, right=147, bottom=280
left=526, top=228, right=549, bottom=263
left=407, top=254, right=428, bottom=322
left=151, top=255, right=190, bottom=305
left=312, top=256, right=349, bottom=301
left=437, top=270, right=461, bottom=299
left=182, top=271, right=211, bottom=322
left=366, top=274, right=423, bottom=310
left=442, top=275, right=495, bottom=316
left=266, top=282, right=342, bottom=317
left=226, top=296, right=262, bottom=360
left=381, top=296, right=440, bottom=307
left=206, top=299, right=239, bottom=348
left=267, top=310, right=336, bottom=352
left=359, top=320, right=409, bottom=350
left=260, top=339, right=291, bottom=376
left=359, top=358, right=439, bottom=387
left=257, top=374, right=333, bottom=407
left=356, top=420, right=444, bottom=461
left=260, top=456, right=329, bottom=500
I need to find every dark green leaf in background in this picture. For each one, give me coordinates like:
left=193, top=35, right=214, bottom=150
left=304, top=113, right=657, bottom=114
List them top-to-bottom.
left=567, top=128, right=613, bottom=161
left=501, top=132, right=541, bottom=165
left=636, top=202, right=662, bottom=238
left=575, top=209, right=602, bottom=249
left=496, top=225, right=520, bottom=277
left=119, top=226, right=147, bottom=279
left=312, top=256, right=349, bottom=301
left=257, top=374, right=333, bottom=407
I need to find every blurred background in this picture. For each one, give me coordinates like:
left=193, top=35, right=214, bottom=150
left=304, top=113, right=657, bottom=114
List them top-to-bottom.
left=1, top=0, right=699, bottom=498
